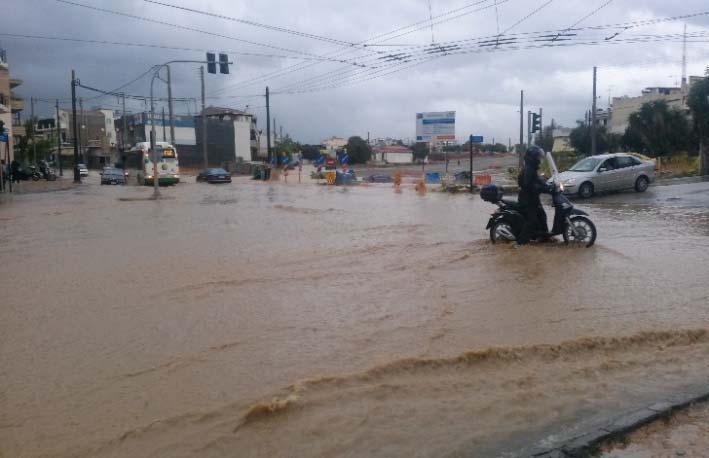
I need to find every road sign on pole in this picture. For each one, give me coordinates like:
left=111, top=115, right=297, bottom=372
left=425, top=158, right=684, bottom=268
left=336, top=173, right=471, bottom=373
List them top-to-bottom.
left=470, top=136, right=484, bottom=143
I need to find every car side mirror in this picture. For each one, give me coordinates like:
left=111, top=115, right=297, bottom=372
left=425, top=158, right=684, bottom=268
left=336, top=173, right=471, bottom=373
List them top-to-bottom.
left=598, top=167, right=607, bottom=173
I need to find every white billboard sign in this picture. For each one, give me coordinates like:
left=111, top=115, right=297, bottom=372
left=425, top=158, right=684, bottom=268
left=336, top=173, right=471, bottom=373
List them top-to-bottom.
left=416, top=111, right=456, bottom=143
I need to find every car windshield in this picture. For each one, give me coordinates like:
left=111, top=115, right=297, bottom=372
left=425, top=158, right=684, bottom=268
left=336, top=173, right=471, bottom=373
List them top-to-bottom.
left=569, top=157, right=602, bottom=172
left=208, top=168, right=227, bottom=174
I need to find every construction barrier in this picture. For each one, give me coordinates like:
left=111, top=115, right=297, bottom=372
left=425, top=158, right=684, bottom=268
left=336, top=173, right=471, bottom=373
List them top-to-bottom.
left=326, top=171, right=336, bottom=185
left=474, top=174, right=492, bottom=186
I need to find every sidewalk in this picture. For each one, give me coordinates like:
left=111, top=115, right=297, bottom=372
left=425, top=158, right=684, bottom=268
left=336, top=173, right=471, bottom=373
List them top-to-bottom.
left=1, top=176, right=77, bottom=195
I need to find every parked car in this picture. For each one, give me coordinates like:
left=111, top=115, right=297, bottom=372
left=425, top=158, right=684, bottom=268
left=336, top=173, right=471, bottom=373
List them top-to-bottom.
left=557, top=153, right=655, bottom=198
left=77, top=163, right=89, bottom=177
left=100, top=167, right=126, bottom=185
left=196, top=168, right=232, bottom=184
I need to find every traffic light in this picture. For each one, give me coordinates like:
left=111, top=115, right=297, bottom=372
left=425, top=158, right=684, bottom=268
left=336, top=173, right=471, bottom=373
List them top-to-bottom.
left=206, top=52, right=217, bottom=74
left=219, top=53, right=230, bottom=74
left=531, top=113, right=541, bottom=133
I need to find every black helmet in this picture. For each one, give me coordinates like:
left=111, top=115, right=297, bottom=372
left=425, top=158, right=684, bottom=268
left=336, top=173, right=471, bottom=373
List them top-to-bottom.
left=524, top=146, right=544, bottom=166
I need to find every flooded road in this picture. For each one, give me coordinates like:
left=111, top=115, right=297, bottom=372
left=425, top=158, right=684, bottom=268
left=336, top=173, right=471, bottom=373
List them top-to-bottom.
left=1, top=177, right=709, bottom=457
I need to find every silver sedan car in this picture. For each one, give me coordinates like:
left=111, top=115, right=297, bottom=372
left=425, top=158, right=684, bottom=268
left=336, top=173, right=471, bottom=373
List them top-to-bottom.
left=557, top=153, right=655, bottom=198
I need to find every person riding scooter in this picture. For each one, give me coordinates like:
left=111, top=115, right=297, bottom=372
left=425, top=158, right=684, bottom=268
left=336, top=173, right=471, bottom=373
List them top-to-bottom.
left=517, top=146, right=553, bottom=245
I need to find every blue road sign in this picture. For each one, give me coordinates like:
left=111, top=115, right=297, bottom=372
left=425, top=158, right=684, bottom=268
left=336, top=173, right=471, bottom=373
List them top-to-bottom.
left=469, top=135, right=484, bottom=144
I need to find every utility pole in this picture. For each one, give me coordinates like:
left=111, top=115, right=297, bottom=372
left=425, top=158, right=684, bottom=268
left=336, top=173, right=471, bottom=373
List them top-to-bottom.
left=166, top=64, right=175, bottom=145
left=200, top=66, right=207, bottom=169
left=591, top=66, right=597, bottom=155
left=71, top=69, right=80, bottom=182
left=149, top=69, right=160, bottom=198
left=266, top=86, right=272, bottom=163
left=519, top=90, right=524, bottom=168
left=121, top=93, right=127, bottom=153
left=30, top=96, right=36, bottom=164
left=79, top=97, right=84, bottom=163
left=55, top=99, right=62, bottom=176
left=162, top=107, right=167, bottom=141
left=527, top=110, right=532, bottom=147
left=280, top=125, right=283, bottom=142
left=469, top=135, right=474, bottom=193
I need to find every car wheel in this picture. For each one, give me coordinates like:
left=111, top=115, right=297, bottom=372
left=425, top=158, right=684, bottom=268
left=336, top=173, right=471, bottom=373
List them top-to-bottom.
left=635, top=176, right=649, bottom=192
left=578, top=182, right=594, bottom=199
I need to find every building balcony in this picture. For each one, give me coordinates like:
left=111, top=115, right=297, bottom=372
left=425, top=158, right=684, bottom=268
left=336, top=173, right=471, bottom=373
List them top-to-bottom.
left=10, top=78, right=22, bottom=89
left=11, top=97, right=24, bottom=112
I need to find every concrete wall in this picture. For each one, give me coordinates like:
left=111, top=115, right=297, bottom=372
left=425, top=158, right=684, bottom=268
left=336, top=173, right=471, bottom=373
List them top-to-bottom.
left=385, top=152, right=413, bottom=164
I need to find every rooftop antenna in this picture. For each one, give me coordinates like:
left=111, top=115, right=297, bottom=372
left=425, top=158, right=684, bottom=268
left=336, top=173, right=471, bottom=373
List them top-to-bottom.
left=681, top=23, right=687, bottom=90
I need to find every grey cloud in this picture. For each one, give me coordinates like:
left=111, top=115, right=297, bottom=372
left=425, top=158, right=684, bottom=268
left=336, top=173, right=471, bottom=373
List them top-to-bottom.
left=2, top=0, right=709, bottom=143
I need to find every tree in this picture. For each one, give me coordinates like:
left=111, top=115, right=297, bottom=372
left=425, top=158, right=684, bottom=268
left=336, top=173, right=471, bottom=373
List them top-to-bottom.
left=687, top=76, right=709, bottom=173
left=688, top=76, right=709, bottom=139
left=623, top=101, right=693, bottom=157
left=569, top=121, right=620, bottom=156
left=534, top=123, right=555, bottom=153
left=345, top=136, right=372, bottom=164
left=411, top=142, right=429, bottom=161
left=301, top=144, right=322, bottom=160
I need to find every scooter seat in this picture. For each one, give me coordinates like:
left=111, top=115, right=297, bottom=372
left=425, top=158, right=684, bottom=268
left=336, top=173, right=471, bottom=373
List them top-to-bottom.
left=500, top=198, right=520, bottom=208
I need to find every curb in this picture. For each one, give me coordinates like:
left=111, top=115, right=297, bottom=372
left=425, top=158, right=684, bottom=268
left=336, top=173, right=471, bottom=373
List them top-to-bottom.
left=654, top=176, right=709, bottom=187
left=530, top=391, right=709, bottom=458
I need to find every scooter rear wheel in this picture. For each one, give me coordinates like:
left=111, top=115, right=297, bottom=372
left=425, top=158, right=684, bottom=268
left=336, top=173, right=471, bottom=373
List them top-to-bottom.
left=563, top=216, right=597, bottom=247
left=490, top=220, right=516, bottom=244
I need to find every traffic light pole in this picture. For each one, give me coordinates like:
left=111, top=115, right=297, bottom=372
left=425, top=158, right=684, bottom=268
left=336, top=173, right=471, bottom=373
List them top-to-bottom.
left=166, top=65, right=175, bottom=145
left=591, top=66, right=597, bottom=155
left=71, top=69, right=80, bottom=183
left=266, top=86, right=272, bottom=164
left=519, top=90, right=524, bottom=168
left=56, top=99, right=62, bottom=176
left=539, top=108, right=543, bottom=148
left=527, top=111, right=532, bottom=147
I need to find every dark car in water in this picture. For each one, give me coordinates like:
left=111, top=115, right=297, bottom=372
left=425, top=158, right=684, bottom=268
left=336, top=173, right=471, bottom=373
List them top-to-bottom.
left=100, top=167, right=126, bottom=185
left=196, top=168, right=232, bottom=184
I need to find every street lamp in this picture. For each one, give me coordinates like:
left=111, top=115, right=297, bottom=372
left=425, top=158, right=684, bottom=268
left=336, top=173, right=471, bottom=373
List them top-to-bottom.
left=148, top=57, right=233, bottom=199
left=149, top=68, right=163, bottom=198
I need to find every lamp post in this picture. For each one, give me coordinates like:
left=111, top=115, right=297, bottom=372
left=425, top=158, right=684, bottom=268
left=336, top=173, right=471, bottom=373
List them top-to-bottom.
left=147, top=57, right=234, bottom=198
left=150, top=69, right=161, bottom=198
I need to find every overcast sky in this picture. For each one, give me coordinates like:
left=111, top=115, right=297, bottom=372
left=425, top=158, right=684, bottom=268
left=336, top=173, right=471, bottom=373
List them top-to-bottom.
left=2, top=0, right=709, bottom=144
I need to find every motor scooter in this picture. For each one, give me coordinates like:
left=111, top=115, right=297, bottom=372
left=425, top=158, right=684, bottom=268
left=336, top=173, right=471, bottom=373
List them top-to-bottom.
left=481, top=151, right=597, bottom=247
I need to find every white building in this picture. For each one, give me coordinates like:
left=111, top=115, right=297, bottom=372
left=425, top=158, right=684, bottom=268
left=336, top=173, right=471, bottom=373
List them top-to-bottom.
left=322, top=136, right=347, bottom=156
left=372, top=145, right=413, bottom=164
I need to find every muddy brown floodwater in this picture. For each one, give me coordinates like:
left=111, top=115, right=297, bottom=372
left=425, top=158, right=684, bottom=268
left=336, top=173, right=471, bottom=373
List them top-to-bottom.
left=1, top=177, right=709, bottom=457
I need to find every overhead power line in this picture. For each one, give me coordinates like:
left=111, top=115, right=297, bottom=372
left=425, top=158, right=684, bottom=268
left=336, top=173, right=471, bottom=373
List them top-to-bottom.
left=53, top=0, right=369, bottom=67
left=143, top=0, right=360, bottom=48
left=209, top=0, right=505, bottom=97
left=272, top=0, right=550, bottom=94
left=270, top=8, right=709, bottom=95
left=272, top=32, right=709, bottom=95
left=0, top=33, right=347, bottom=62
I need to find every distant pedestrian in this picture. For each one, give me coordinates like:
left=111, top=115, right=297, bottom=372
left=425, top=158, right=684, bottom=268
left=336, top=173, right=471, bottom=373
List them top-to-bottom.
left=11, top=159, right=20, bottom=184
left=1, top=160, right=7, bottom=191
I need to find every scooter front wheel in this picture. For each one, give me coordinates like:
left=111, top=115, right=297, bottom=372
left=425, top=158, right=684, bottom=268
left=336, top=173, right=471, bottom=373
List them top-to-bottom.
left=563, top=216, right=597, bottom=247
left=490, top=220, right=517, bottom=244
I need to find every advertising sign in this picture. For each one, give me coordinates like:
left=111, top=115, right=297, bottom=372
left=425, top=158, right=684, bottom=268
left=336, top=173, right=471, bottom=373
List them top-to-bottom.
left=416, top=111, right=456, bottom=143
